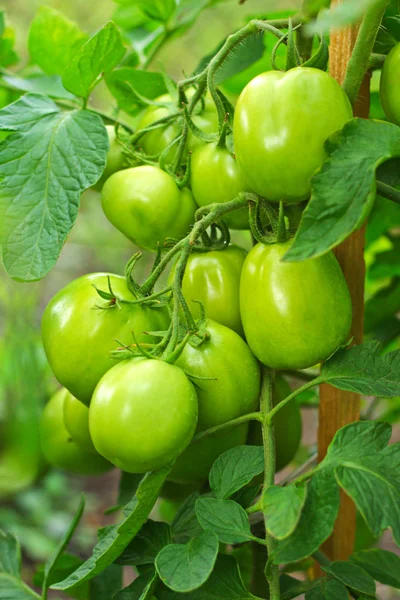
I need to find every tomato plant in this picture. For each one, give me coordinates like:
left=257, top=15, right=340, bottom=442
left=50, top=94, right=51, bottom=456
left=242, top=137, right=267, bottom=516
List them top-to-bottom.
left=380, top=42, right=400, bottom=125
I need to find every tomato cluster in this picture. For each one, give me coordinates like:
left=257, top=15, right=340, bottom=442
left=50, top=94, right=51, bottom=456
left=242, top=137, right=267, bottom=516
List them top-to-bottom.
left=40, top=67, right=354, bottom=487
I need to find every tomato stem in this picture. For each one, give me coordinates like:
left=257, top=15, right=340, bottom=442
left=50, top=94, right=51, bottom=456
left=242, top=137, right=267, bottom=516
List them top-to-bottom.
left=376, top=180, right=400, bottom=205
left=266, top=377, right=321, bottom=423
left=191, top=411, right=262, bottom=443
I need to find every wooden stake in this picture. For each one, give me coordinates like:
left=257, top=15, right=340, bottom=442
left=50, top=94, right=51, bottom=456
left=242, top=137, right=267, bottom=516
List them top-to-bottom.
left=317, top=3, right=370, bottom=564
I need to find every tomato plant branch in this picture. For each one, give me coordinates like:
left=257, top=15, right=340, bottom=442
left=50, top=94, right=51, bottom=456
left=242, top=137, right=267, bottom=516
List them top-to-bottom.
left=343, top=0, right=389, bottom=105
left=368, top=52, right=386, bottom=70
left=376, top=180, right=400, bottom=205
left=266, top=378, right=321, bottom=424
left=191, top=412, right=262, bottom=443
left=312, top=549, right=331, bottom=567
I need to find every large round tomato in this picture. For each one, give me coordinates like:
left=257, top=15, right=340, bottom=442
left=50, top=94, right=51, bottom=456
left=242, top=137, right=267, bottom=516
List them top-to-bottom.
left=380, top=43, right=400, bottom=125
left=233, top=67, right=353, bottom=203
left=137, top=93, right=218, bottom=159
left=95, top=125, right=125, bottom=190
left=191, top=143, right=251, bottom=229
left=101, top=166, right=197, bottom=251
left=240, top=240, right=352, bottom=369
left=168, top=245, right=247, bottom=336
left=42, top=273, right=168, bottom=405
left=169, top=320, right=260, bottom=484
left=89, top=359, right=198, bottom=473
left=249, top=375, right=302, bottom=472
left=40, top=389, right=112, bottom=475
left=64, top=392, right=96, bottom=453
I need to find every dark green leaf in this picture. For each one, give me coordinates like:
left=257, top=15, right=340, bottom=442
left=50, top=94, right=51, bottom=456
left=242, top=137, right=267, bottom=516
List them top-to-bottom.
left=135, top=0, right=176, bottom=22
left=374, top=1, right=400, bottom=54
left=28, top=6, right=86, bottom=75
left=63, top=22, right=126, bottom=99
left=106, top=68, right=168, bottom=113
left=2, top=73, right=76, bottom=101
left=0, top=94, right=108, bottom=281
left=284, top=119, right=400, bottom=262
left=366, top=194, right=400, bottom=246
left=369, top=238, right=400, bottom=279
left=364, top=279, right=400, bottom=335
left=319, top=341, right=400, bottom=397
left=209, top=446, right=264, bottom=500
left=52, top=467, right=170, bottom=592
left=273, top=470, right=340, bottom=564
left=118, top=472, right=144, bottom=506
left=263, top=483, right=307, bottom=540
left=171, top=492, right=203, bottom=544
left=195, top=498, right=253, bottom=544
left=116, top=520, right=171, bottom=566
left=0, top=530, right=40, bottom=598
left=155, top=530, right=218, bottom=592
left=350, top=548, right=400, bottom=588
left=33, top=553, right=84, bottom=590
left=323, top=561, right=375, bottom=596
left=90, top=564, right=123, bottom=600
left=113, top=568, right=157, bottom=600
left=280, top=574, right=310, bottom=600
left=305, top=578, right=349, bottom=600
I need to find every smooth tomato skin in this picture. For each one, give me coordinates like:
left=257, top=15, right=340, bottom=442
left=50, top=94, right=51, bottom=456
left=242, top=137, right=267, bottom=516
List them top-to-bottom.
left=380, top=43, right=400, bottom=125
left=233, top=67, right=353, bottom=203
left=95, top=125, right=125, bottom=190
left=191, top=143, right=251, bottom=229
left=101, top=166, right=197, bottom=251
left=240, top=240, right=352, bottom=370
left=168, top=245, right=247, bottom=336
left=42, top=273, right=168, bottom=405
left=169, top=320, right=260, bottom=484
left=89, top=359, right=198, bottom=473
left=249, top=375, right=302, bottom=472
left=40, top=389, right=112, bottom=475
left=64, top=392, right=96, bottom=453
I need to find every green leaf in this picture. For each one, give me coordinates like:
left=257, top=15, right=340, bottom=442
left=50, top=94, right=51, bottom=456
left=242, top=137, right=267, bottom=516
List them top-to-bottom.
left=135, top=0, right=177, bottom=22
left=306, top=0, right=383, bottom=35
left=28, top=6, right=86, bottom=76
left=0, top=12, right=19, bottom=67
left=62, top=22, right=125, bottom=99
left=106, top=68, right=168, bottom=114
left=2, top=73, right=76, bottom=101
left=0, top=94, right=108, bottom=281
left=284, top=119, right=400, bottom=262
left=366, top=194, right=400, bottom=246
left=369, top=238, right=400, bottom=279
left=364, top=279, right=400, bottom=335
left=319, top=341, right=400, bottom=397
left=209, top=446, right=264, bottom=500
left=52, top=467, right=170, bottom=592
left=273, top=470, right=340, bottom=564
left=118, top=472, right=144, bottom=506
left=263, top=483, right=307, bottom=540
left=171, top=493, right=203, bottom=544
left=43, top=497, right=85, bottom=596
left=195, top=498, right=253, bottom=544
left=116, top=520, right=171, bottom=566
left=0, top=530, right=40, bottom=599
left=155, top=530, right=218, bottom=593
left=350, top=548, right=400, bottom=588
left=33, top=553, right=85, bottom=591
left=157, top=554, right=262, bottom=600
left=323, top=561, right=375, bottom=596
left=91, top=564, right=123, bottom=600
left=113, top=568, right=157, bottom=600
left=280, top=574, right=310, bottom=600
left=305, top=578, right=349, bottom=600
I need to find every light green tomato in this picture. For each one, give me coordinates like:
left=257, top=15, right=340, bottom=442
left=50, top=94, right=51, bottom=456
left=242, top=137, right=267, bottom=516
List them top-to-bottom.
left=380, top=43, right=400, bottom=125
left=234, top=67, right=353, bottom=203
left=191, top=143, right=251, bottom=229
left=89, top=359, right=198, bottom=473
left=40, top=389, right=113, bottom=475
left=63, top=392, right=96, bottom=453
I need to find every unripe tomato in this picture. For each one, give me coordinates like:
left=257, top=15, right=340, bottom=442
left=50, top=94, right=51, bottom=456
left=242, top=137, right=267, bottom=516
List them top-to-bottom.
left=380, top=43, right=400, bottom=125
left=233, top=67, right=353, bottom=203
left=95, top=125, right=125, bottom=190
left=191, top=143, right=251, bottom=229
left=101, top=166, right=197, bottom=251
left=240, top=240, right=352, bottom=370
left=168, top=245, right=247, bottom=336
left=42, top=273, right=168, bottom=405
left=169, top=320, right=260, bottom=484
left=89, top=359, right=198, bottom=473
left=249, top=375, right=302, bottom=472
left=40, top=389, right=112, bottom=475
left=64, top=392, right=96, bottom=453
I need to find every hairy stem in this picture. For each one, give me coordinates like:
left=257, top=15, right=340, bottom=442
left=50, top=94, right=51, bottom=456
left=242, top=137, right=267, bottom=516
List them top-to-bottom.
left=267, top=378, right=321, bottom=423
left=191, top=412, right=262, bottom=444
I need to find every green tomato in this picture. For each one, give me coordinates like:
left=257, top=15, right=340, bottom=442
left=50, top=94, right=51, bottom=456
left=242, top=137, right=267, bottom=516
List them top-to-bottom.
left=380, top=43, right=400, bottom=125
left=233, top=67, right=353, bottom=203
left=95, top=125, right=125, bottom=190
left=191, top=143, right=251, bottom=230
left=101, top=166, right=197, bottom=251
left=240, top=240, right=352, bottom=370
left=168, top=245, right=247, bottom=336
left=42, top=273, right=168, bottom=405
left=169, top=320, right=260, bottom=484
left=89, top=359, right=198, bottom=473
left=249, top=375, right=302, bottom=472
left=40, top=389, right=112, bottom=475
left=63, top=392, right=96, bottom=453
left=160, top=480, right=201, bottom=502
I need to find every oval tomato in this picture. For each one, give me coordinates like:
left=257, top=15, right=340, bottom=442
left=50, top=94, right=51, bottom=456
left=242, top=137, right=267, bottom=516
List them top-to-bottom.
left=380, top=43, right=400, bottom=125
left=233, top=67, right=353, bottom=203
left=95, top=125, right=125, bottom=190
left=191, top=143, right=251, bottom=229
left=101, top=166, right=197, bottom=251
left=240, top=240, right=352, bottom=369
left=168, top=245, right=247, bottom=336
left=42, top=273, right=168, bottom=405
left=169, top=320, right=260, bottom=484
left=89, top=359, right=198, bottom=473
left=249, top=375, right=302, bottom=472
left=40, top=388, right=112, bottom=475
left=64, top=392, right=96, bottom=453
